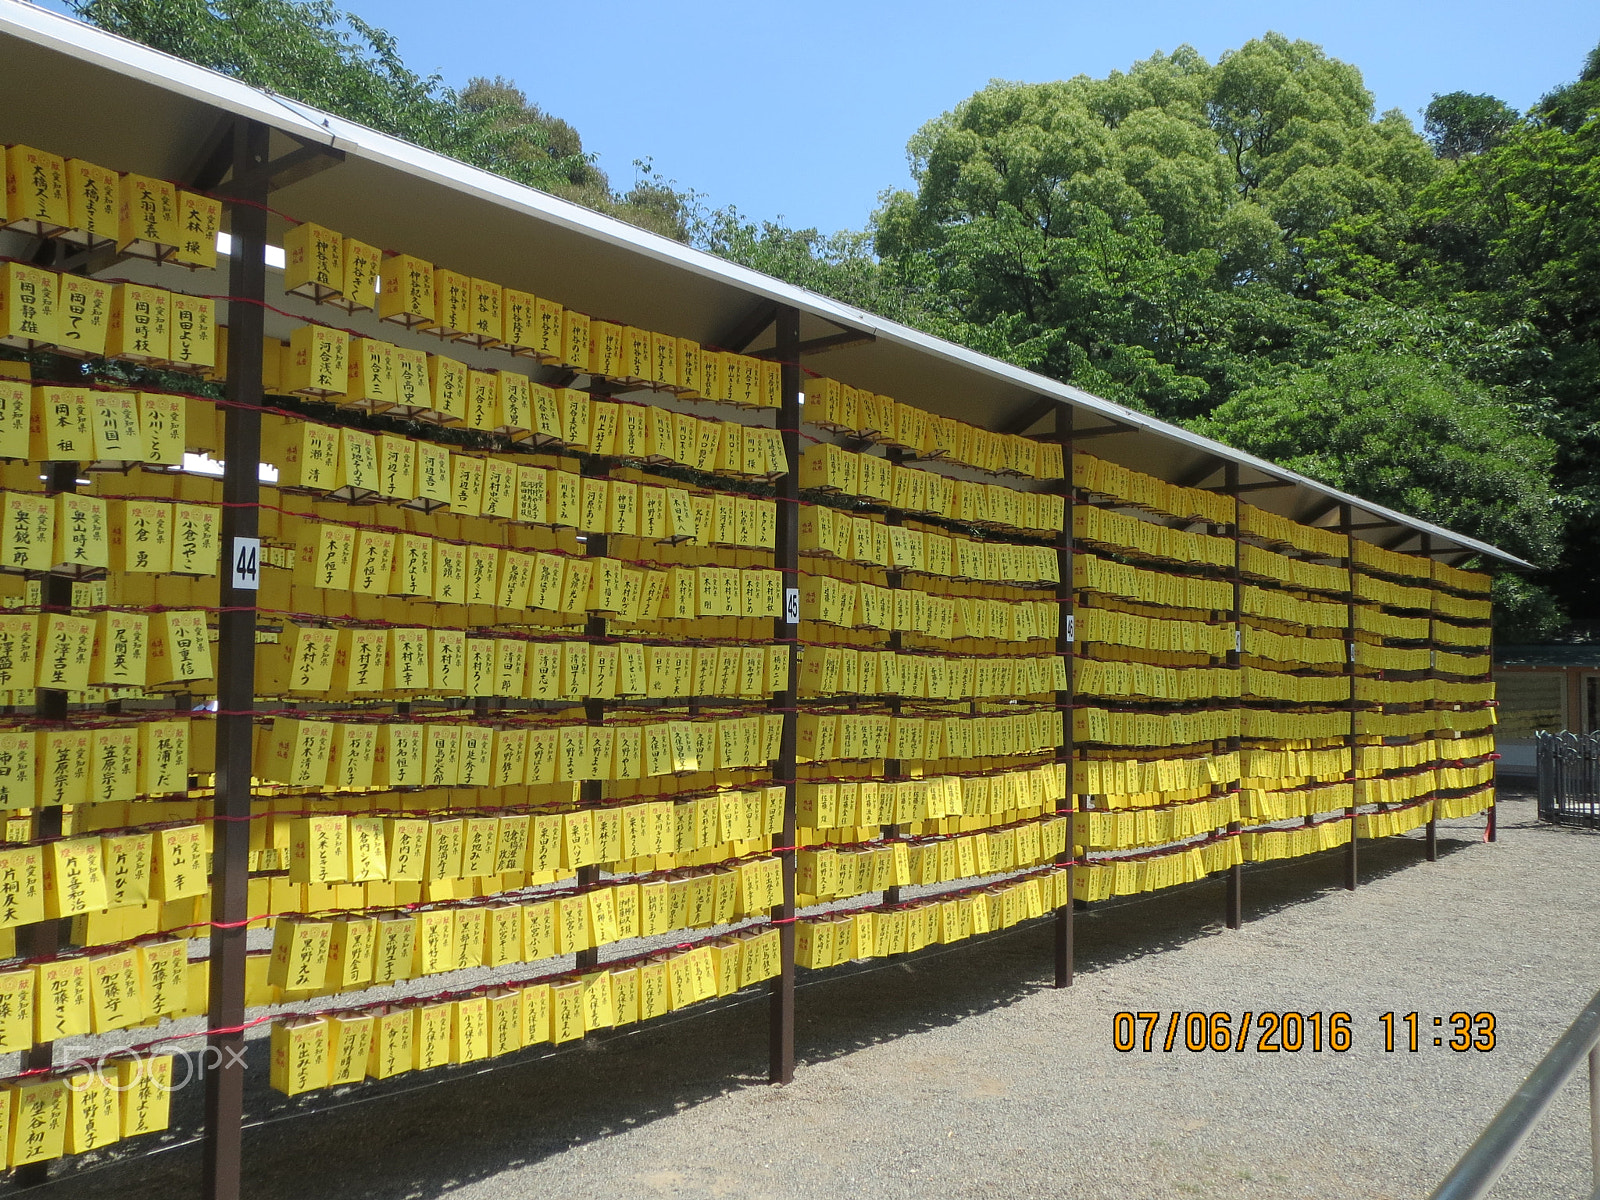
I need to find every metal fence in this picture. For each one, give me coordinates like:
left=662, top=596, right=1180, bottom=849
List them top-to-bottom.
left=1536, top=731, right=1600, bottom=825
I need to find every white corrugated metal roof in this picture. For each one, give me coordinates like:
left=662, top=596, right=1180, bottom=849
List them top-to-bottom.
left=0, top=0, right=1531, bottom=569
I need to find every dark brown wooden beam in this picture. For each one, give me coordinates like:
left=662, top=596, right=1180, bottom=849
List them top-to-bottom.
left=181, top=114, right=238, bottom=192
left=228, top=138, right=345, bottom=197
left=715, top=301, right=778, bottom=354
left=749, top=328, right=874, bottom=360
left=998, top=394, right=1057, bottom=435
left=1037, top=422, right=1131, bottom=441
left=1176, top=458, right=1225, bottom=489
left=1207, top=479, right=1294, bottom=494
left=1300, top=498, right=1342, bottom=527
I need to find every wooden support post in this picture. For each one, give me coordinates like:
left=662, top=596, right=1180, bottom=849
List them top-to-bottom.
left=202, top=115, right=271, bottom=1200
left=769, top=305, right=801, bottom=1085
left=1053, top=406, right=1075, bottom=987
left=882, top=449, right=905, bottom=908
left=576, top=456, right=610, bottom=973
left=14, top=457, right=76, bottom=1191
left=1223, top=464, right=1243, bottom=930
left=1340, top=504, right=1359, bottom=892
left=1421, top=534, right=1438, bottom=862
left=1487, top=597, right=1498, bottom=843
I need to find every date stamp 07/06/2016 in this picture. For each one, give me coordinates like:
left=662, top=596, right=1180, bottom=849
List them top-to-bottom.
left=1111, top=1011, right=1498, bottom=1054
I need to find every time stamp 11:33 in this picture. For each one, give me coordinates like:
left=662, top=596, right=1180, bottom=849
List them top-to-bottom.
left=1110, top=1011, right=1498, bottom=1054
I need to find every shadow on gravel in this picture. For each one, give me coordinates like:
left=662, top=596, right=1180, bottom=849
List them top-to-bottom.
left=30, top=802, right=1533, bottom=1200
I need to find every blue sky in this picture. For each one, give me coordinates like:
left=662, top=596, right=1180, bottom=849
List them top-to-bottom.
left=53, top=0, right=1600, bottom=234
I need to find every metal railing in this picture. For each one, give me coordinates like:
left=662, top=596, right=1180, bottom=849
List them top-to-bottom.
left=1537, top=731, right=1600, bottom=826
left=1430, top=988, right=1600, bottom=1200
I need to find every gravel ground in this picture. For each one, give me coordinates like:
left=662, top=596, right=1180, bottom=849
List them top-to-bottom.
left=26, top=785, right=1600, bottom=1200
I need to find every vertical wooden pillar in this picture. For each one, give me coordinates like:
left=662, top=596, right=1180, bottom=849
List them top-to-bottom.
left=202, top=115, right=270, bottom=1200
left=769, top=305, right=801, bottom=1084
left=1053, top=406, right=1074, bottom=987
left=881, top=450, right=905, bottom=908
left=576, top=456, right=610, bottom=972
left=14, top=459, right=76, bottom=1191
left=1222, top=464, right=1243, bottom=930
left=1340, top=504, right=1359, bottom=892
left=1420, top=534, right=1438, bottom=862
left=1486, top=588, right=1498, bottom=842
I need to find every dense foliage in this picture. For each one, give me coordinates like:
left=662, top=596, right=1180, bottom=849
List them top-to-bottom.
left=70, top=0, right=692, bottom=237
left=71, top=3, right=1600, bottom=638
left=717, top=35, right=1598, bottom=640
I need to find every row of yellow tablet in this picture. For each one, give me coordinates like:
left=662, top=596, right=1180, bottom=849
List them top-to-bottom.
left=2, top=144, right=218, bottom=264
left=277, top=218, right=787, bottom=409
left=0, top=265, right=215, bottom=365
left=804, top=378, right=1064, bottom=480
left=266, top=406, right=786, bottom=510
left=799, top=443, right=1063, bottom=535
left=1073, top=453, right=1234, bottom=525
left=0, top=487, right=216, bottom=577
left=1238, top=503, right=1347, bottom=559
left=798, top=505, right=1058, bottom=586
left=1074, top=505, right=1233, bottom=568
left=1240, top=544, right=1348, bottom=593
left=1077, top=552, right=1235, bottom=612
left=800, top=573, right=1058, bottom=639
left=1242, top=585, right=1346, bottom=628
left=1077, top=606, right=1234, bottom=655
left=0, top=610, right=213, bottom=699
left=261, top=623, right=785, bottom=702
left=1244, top=626, right=1344, bottom=665
left=798, top=648, right=1064, bottom=701
left=1075, top=659, right=1242, bottom=702
left=1242, top=669, right=1351, bottom=704
left=796, top=706, right=1064, bottom=763
left=1073, top=706, right=1239, bottom=748
left=256, top=710, right=783, bottom=790
left=0, top=716, right=190, bottom=811
left=1241, top=744, right=1350, bottom=780
left=1074, top=751, right=1239, bottom=797
left=795, top=761, right=1066, bottom=832
left=1238, top=782, right=1352, bottom=823
left=1436, top=787, right=1494, bottom=819
left=1073, top=794, right=1241, bottom=850
left=279, top=797, right=781, bottom=887
left=1355, top=801, right=1433, bottom=839
left=795, top=814, right=1068, bottom=903
left=1240, top=820, right=1352, bottom=862
left=0, top=824, right=206, bottom=931
left=1076, top=838, right=1243, bottom=899
left=266, top=862, right=784, bottom=1001
left=795, top=868, right=1069, bottom=968
left=269, top=925, right=782, bottom=1097
left=0, top=1057, right=173, bottom=1167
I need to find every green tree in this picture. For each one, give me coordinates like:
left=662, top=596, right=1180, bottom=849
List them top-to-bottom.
left=69, top=0, right=694, bottom=238
left=868, top=35, right=1438, bottom=418
left=1536, top=43, right=1600, bottom=133
left=1408, top=53, right=1600, bottom=620
left=1422, top=91, right=1523, bottom=159
left=694, top=208, right=930, bottom=326
left=1198, top=352, right=1565, bottom=634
